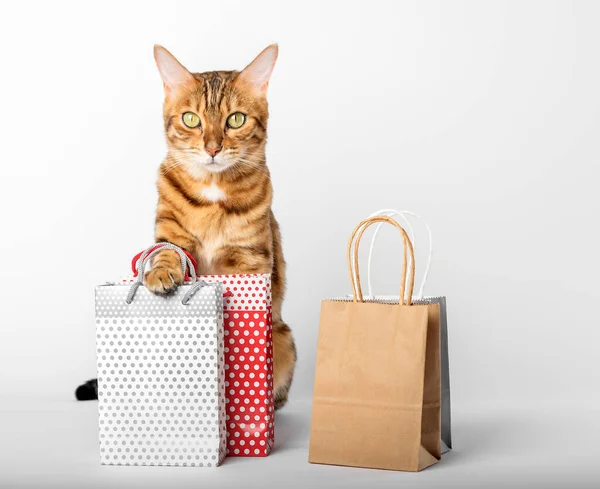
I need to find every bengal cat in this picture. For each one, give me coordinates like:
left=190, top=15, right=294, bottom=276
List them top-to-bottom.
left=76, top=45, right=296, bottom=410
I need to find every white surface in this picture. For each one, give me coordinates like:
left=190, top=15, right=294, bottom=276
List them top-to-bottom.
left=0, top=0, right=599, bottom=485
left=0, top=396, right=598, bottom=488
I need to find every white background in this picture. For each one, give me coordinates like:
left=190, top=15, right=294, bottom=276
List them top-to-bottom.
left=1, top=1, right=599, bottom=487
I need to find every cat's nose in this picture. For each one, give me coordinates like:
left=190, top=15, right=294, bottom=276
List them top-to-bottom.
left=205, top=145, right=222, bottom=157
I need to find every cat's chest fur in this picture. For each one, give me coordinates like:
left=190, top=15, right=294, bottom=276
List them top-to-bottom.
left=187, top=182, right=233, bottom=266
left=199, top=182, right=226, bottom=203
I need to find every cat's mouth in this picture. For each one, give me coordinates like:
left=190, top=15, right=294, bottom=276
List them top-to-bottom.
left=203, top=159, right=230, bottom=173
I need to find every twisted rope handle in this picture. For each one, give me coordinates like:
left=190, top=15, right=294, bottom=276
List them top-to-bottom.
left=365, top=209, right=433, bottom=299
left=347, top=216, right=416, bottom=305
left=126, top=242, right=198, bottom=304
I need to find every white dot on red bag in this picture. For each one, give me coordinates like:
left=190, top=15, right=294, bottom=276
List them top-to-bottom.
left=234, top=313, right=239, bottom=319
left=243, top=313, right=249, bottom=319
left=254, top=313, right=259, bottom=319
left=228, top=321, right=234, bottom=327
left=239, top=321, right=245, bottom=327
left=259, top=321, right=265, bottom=327
left=233, top=330, right=239, bottom=336
left=243, top=331, right=249, bottom=336
left=239, top=338, right=245, bottom=345
left=249, top=339, right=255, bottom=345
left=259, top=339, right=265, bottom=344
left=244, top=347, right=250, bottom=354
left=239, top=355, right=245, bottom=362
left=259, top=356, right=264, bottom=361
left=233, top=364, right=239, bottom=370
left=244, top=365, right=250, bottom=371
left=239, top=373, right=245, bottom=379
left=249, top=373, right=255, bottom=379
left=259, top=373, right=265, bottom=379
left=254, top=381, right=260, bottom=387
left=239, top=389, right=245, bottom=395
left=259, top=390, right=265, bottom=395
left=233, top=398, right=240, bottom=404
left=244, top=399, right=250, bottom=404
left=240, top=406, right=245, bottom=412
left=249, top=407, right=255, bottom=412
left=259, top=407, right=265, bottom=412
left=245, top=415, right=250, bottom=421
left=234, top=431, right=240, bottom=437
left=229, top=440, right=235, bottom=445
left=239, top=440, right=245, bottom=446
left=250, top=440, right=255, bottom=446
left=259, top=440, right=265, bottom=446
left=234, top=449, right=240, bottom=455
left=244, top=449, right=250, bottom=455
left=255, top=449, right=260, bottom=455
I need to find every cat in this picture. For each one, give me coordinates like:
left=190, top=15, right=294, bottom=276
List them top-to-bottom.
left=76, top=44, right=296, bottom=410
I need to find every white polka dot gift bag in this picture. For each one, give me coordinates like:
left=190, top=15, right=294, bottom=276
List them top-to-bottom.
left=309, top=217, right=442, bottom=472
left=95, top=243, right=227, bottom=467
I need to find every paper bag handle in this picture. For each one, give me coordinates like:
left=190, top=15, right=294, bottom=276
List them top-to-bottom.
left=365, top=209, right=432, bottom=299
left=347, top=216, right=416, bottom=305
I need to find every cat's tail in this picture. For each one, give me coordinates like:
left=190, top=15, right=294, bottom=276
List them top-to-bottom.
left=75, top=378, right=98, bottom=401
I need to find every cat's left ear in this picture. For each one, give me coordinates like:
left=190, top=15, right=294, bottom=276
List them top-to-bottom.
left=235, top=44, right=278, bottom=97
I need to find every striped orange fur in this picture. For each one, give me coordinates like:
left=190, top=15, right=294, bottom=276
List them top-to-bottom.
left=148, top=45, right=295, bottom=409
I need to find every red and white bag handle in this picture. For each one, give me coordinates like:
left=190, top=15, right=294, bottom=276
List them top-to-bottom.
left=365, top=209, right=433, bottom=299
left=126, top=242, right=199, bottom=304
left=131, top=244, right=198, bottom=280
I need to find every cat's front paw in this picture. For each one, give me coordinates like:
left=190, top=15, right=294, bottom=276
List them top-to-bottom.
left=144, top=267, right=183, bottom=296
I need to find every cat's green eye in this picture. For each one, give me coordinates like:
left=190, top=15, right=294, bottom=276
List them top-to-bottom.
left=182, top=112, right=201, bottom=128
left=227, top=112, right=246, bottom=129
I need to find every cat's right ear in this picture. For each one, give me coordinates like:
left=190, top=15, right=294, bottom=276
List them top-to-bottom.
left=153, top=45, right=196, bottom=95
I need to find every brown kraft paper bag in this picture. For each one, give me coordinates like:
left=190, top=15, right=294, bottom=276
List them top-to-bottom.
left=309, top=216, right=441, bottom=472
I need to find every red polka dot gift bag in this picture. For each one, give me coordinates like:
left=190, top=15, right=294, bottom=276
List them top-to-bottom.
left=199, top=274, right=275, bottom=457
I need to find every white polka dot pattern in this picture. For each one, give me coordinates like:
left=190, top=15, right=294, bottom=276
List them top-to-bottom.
left=96, top=283, right=226, bottom=467
left=223, top=308, right=274, bottom=456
